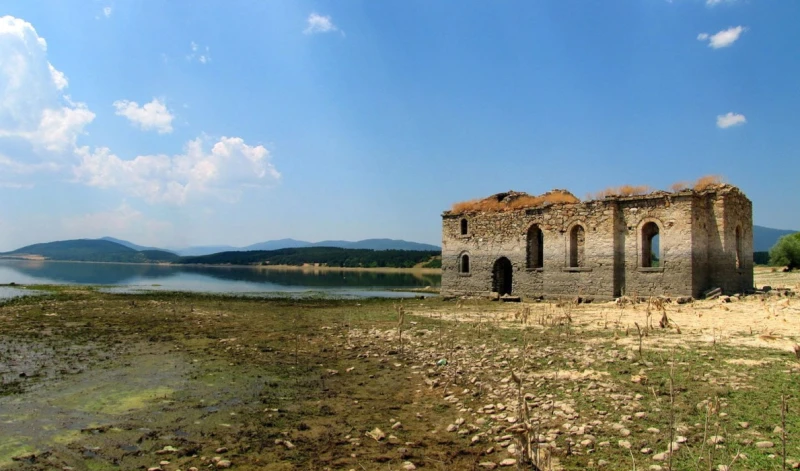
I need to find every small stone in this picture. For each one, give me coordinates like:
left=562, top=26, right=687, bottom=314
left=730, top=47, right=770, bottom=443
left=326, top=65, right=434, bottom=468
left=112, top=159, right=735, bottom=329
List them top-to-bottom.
left=392, top=422, right=403, bottom=430
left=738, top=422, right=749, bottom=429
left=446, top=424, right=458, bottom=432
left=773, top=426, right=784, bottom=435
left=646, top=427, right=660, bottom=434
left=366, top=428, right=385, bottom=441
left=620, top=428, right=631, bottom=437
left=708, top=436, right=724, bottom=445
left=283, top=440, right=295, bottom=450
left=618, top=440, right=631, bottom=449
left=756, top=441, right=775, bottom=449
left=215, top=447, right=228, bottom=454
left=641, top=448, right=653, bottom=454
left=653, top=452, right=668, bottom=461
left=499, top=458, right=516, bottom=467
left=215, top=460, right=232, bottom=469
left=597, top=460, right=609, bottom=467
left=402, top=462, right=416, bottom=470
left=478, top=463, right=497, bottom=470
left=649, top=466, right=664, bottom=471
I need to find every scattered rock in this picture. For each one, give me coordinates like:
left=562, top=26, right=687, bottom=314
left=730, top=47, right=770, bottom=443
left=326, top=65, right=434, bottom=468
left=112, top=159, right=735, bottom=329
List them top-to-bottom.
left=366, top=428, right=385, bottom=441
left=755, top=441, right=775, bottom=449
left=499, top=458, right=516, bottom=467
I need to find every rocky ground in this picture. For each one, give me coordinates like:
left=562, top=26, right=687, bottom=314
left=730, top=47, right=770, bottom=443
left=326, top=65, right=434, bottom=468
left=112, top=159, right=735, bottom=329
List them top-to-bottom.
left=0, top=268, right=798, bottom=470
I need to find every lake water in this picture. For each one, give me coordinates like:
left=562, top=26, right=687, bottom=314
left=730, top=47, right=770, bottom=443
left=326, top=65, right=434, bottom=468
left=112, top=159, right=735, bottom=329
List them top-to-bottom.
left=0, top=260, right=441, bottom=299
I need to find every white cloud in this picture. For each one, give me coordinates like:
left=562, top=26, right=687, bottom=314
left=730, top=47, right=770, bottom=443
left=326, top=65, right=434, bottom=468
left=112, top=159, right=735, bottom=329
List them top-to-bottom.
left=706, top=0, right=736, bottom=6
left=103, top=7, right=112, bottom=18
left=304, top=13, right=339, bottom=35
left=0, top=15, right=95, bottom=154
left=697, top=26, right=747, bottom=49
left=186, top=41, right=211, bottom=64
left=113, top=98, right=174, bottom=134
left=716, top=112, right=746, bottom=128
left=73, top=137, right=280, bottom=204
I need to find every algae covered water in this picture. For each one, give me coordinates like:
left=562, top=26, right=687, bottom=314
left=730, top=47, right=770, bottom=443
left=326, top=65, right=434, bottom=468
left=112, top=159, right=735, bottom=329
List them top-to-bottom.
left=0, top=260, right=440, bottom=298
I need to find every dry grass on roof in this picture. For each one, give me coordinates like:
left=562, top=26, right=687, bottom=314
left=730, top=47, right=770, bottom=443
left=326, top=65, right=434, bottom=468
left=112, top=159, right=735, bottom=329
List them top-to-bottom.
left=693, top=175, right=725, bottom=191
left=590, top=185, right=652, bottom=200
left=451, top=190, right=579, bottom=214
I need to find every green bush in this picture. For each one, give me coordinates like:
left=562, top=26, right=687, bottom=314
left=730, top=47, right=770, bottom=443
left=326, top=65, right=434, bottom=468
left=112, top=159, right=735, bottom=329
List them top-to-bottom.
left=768, top=232, right=800, bottom=270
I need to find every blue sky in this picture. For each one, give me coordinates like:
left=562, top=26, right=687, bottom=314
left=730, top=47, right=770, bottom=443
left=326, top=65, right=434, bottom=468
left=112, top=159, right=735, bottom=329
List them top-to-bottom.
left=0, top=0, right=798, bottom=251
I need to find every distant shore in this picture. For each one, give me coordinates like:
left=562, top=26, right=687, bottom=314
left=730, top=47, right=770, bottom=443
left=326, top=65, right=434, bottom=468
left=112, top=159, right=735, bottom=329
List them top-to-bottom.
left=0, top=258, right=442, bottom=274
left=189, top=263, right=442, bottom=275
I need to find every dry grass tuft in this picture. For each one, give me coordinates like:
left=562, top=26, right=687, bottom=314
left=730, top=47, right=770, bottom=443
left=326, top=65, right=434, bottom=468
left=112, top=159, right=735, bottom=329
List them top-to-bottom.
left=692, top=175, right=725, bottom=191
left=670, top=181, right=690, bottom=192
left=590, top=185, right=652, bottom=200
left=451, top=190, right=578, bottom=214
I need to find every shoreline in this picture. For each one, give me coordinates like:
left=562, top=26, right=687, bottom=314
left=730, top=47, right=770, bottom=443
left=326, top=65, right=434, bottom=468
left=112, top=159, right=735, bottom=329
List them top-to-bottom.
left=0, top=258, right=442, bottom=275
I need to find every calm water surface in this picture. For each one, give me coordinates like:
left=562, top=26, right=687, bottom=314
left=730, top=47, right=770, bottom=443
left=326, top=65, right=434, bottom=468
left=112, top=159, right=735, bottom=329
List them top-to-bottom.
left=0, top=260, right=441, bottom=299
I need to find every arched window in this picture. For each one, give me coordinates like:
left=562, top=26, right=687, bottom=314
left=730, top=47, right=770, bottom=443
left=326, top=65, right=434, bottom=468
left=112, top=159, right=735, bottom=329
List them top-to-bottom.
left=460, top=218, right=468, bottom=235
left=641, top=222, right=660, bottom=267
left=569, top=224, right=585, bottom=267
left=526, top=225, right=543, bottom=269
left=735, top=225, right=743, bottom=269
left=460, top=253, right=470, bottom=273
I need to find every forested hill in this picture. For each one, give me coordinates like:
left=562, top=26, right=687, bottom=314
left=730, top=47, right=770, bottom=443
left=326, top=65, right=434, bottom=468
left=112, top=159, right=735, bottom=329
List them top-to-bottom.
left=1, top=239, right=180, bottom=263
left=177, top=247, right=441, bottom=268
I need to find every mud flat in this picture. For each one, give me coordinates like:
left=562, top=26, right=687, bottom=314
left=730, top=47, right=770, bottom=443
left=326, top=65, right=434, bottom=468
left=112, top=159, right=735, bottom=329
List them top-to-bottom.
left=0, top=273, right=799, bottom=470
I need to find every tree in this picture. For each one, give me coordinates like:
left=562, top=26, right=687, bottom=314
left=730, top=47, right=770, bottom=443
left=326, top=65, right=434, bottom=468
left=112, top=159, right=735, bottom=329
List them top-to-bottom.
left=769, top=232, right=800, bottom=271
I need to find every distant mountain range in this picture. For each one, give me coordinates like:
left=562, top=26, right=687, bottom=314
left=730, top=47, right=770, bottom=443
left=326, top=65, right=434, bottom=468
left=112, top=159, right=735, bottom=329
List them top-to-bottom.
left=1, top=225, right=793, bottom=264
left=753, top=225, right=797, bottom=252
left=0, top=238, right=440, bottom=268
left=172, top=238, right=441, bottom=256
left=0, top=239, right=179, bottom=263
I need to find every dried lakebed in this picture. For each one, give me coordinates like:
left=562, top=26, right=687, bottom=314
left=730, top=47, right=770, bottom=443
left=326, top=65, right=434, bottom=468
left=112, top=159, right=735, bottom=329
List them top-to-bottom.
left=0, top=287, right=799, bottom=470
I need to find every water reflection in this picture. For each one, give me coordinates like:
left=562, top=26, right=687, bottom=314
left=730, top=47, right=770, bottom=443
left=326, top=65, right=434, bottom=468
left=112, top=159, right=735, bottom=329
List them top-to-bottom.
left=0, top=260, right=441, bottom=296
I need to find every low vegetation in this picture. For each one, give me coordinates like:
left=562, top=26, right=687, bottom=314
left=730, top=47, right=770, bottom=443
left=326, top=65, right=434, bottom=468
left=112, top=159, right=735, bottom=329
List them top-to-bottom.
left=769, top=232, right=800, bottom=271
left=1, top=270, right=799, bottom=470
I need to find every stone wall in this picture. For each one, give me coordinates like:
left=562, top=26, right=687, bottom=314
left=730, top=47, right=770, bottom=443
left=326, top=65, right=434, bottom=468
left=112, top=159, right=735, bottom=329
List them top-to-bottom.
left=441, top=186, right=754, bottom=300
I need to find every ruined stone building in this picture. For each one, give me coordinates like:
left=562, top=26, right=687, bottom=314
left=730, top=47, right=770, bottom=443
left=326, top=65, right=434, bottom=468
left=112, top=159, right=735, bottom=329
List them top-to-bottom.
left=441, top=185, right=753, bottom=300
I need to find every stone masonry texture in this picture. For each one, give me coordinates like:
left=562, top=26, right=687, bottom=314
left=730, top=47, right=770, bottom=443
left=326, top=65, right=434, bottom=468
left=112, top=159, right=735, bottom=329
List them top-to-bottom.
left=441, top=185, right=753, bottom=300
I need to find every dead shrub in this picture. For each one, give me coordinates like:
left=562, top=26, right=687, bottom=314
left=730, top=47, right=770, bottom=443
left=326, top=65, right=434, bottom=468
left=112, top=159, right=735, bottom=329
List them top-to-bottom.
left=693, top=175, right=724, bottom=191
left=451, top=190, right=578, bottom=214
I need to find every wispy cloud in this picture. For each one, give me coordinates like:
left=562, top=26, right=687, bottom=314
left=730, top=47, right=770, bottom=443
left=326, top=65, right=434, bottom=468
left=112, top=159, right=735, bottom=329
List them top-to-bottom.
left=706, top=0, right=737, bottom=6
left=103, top=7, right=112, bottom=18
left=304, top=13, right=340, bottom=35
left=697, top=26, right=747, bottom=49
left=186, top=41, right=211, bottom=64
left=113, top=98, right=174, bottom=134
left=716, top=112, right=746, bottom=129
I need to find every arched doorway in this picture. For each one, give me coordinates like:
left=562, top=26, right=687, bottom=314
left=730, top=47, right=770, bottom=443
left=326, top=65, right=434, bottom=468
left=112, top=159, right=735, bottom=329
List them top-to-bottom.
left=492, top=257, right=513, bottom=295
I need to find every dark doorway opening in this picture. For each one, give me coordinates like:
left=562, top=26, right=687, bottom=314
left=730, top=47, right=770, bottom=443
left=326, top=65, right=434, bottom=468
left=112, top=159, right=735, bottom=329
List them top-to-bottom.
left=492, top=257, right=513, bottom=295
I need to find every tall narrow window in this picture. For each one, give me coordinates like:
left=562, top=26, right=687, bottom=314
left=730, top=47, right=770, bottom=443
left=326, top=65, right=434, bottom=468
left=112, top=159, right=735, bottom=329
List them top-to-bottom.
left=460, top=218, right=468, bottom=235
left=641, top=222, right=660, bottom=267
left=526, top=225, right=544, bottom=269
left=569, top=225, right=585, bottom=267
left=735, top=226, right=742, bottom=269
left=460, top=253, right=470, bottom=273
